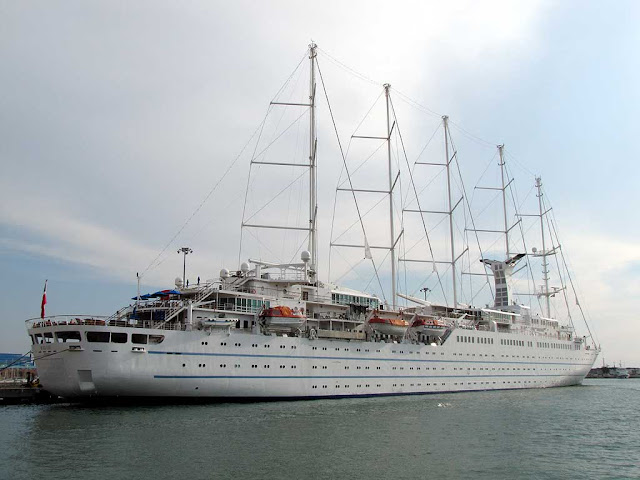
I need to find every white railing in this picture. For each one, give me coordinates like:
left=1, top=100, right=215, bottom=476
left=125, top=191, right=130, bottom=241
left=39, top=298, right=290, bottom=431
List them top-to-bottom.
left=26, top=315, right=109, bottom=329
left=26, top=315, right=187, bottom=331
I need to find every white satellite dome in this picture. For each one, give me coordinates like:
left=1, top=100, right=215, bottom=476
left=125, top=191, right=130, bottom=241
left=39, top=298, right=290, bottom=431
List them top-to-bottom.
left=301, top=250, right=311, bottom=263
left=240, top=262, right=250, bottom=273
left=220, top=268, right=230, bottom=279
left=175, top=277, right=183, bottom=288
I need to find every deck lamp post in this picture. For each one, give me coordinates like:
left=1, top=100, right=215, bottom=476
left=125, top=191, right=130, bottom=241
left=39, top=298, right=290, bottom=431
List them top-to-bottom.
left=178, top=247, right=193, bottom=288
left=420, top=287, right=431, bottom=301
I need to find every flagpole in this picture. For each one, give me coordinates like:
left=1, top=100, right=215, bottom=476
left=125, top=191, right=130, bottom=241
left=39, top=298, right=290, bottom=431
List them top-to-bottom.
left=40, top=279, right=48, bottom=319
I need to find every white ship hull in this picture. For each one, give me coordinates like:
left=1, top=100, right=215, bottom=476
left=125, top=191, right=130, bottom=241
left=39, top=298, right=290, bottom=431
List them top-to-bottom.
left=29, top=324, right=598, bottom=400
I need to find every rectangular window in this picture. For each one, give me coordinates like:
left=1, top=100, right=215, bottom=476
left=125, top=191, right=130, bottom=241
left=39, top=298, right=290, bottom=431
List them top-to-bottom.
left=56, top=331, right=81, bottom=343
left=86, top=331, right=110, bottom=343
left=111, top=332, right=128, bottom=343
left=132, top=334, right=148, bottom=345
left=149, top=335, right=165, bottom=344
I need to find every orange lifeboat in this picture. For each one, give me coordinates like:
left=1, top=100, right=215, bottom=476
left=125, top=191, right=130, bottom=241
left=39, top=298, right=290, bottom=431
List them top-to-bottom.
left=259, top=305, right=306, bottom=331
left=368, top=314, right=409, bottom=337
left=411, top=316, right=448, bottom=336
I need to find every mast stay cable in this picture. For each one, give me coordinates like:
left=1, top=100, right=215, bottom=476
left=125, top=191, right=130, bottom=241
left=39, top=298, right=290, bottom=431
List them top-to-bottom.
left=316, top=57, right=387, bottom=303
left=389, top=96, right=448, bottom=304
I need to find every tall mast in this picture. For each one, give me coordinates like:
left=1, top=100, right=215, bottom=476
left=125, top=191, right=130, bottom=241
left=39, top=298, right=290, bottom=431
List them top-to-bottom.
left=308, top=43, right=318, bottom=270
left=384, top=84, right=397, bottom=308
left=443, top=116, right=457, bottom=307
left=498, top=145, right=510, bottom=258
left=536, top=177, right=551, bottom=317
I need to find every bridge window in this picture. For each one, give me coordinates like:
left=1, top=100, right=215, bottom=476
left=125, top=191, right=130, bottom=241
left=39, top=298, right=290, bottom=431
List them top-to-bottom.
left=55, top=331, right=81, bottom=343
left=86, top=331, right=110, bottom=343
left=110, top=332, right=127, bottom=344
left=132, top=334, right=148, bottom=345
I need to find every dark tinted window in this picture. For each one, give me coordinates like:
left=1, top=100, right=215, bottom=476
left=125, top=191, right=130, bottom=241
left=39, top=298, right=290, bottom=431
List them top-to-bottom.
left=56, top=331, right=81, bottom=343
left=86, top=331, right=110, bottom=343
left=111, top=332, right=127, bottom=343
left=132, top=334, right=148, bottom=345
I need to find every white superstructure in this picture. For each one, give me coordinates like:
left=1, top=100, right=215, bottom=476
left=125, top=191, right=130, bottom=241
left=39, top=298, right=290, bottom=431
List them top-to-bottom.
left=27, top=44, right=599, bottom=400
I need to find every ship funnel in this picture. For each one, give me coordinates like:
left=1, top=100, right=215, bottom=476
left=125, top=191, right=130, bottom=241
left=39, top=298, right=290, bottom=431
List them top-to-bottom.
left=480, top=254, right=525, bottom=309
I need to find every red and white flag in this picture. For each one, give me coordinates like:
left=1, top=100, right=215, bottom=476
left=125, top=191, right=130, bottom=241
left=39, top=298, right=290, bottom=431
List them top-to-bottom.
left=40, top=280, right=47, bottom=319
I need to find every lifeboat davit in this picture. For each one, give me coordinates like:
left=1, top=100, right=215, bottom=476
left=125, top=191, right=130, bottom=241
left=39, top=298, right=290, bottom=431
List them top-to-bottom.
left=260, top=305, right=306, bottom=331
left=368, top=315, right=409, bottom=337
left=411, top=317, right=448, bottom=337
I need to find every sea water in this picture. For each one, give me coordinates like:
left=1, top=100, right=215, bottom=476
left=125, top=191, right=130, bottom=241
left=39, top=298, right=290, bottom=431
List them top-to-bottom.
left=1, top=379, right=639, bottom=480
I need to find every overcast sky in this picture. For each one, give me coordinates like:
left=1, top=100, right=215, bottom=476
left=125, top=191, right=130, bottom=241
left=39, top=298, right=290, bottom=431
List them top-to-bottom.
left=1, top=0, right=639, bottom=365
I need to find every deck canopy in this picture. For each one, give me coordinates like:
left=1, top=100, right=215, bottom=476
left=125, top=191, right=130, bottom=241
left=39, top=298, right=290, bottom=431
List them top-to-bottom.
left=131, top=289, right=181, bottom=300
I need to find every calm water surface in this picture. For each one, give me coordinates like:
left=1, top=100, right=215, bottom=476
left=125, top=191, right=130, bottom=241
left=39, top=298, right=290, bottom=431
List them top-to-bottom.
left=1, top=379, right=639, bottom=480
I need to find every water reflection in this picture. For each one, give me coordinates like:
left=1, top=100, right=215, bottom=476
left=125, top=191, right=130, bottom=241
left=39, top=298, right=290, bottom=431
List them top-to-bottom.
left=1, top=381, right=639, bottom=480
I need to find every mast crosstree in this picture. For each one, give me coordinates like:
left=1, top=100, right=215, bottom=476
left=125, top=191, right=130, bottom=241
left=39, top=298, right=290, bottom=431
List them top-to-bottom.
left=240, top=43, right=318, bottom=280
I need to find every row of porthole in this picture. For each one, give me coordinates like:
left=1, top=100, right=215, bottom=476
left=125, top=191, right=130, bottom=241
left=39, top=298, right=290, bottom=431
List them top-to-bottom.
left=208, top=341, right=584, bottom=358
left=181, top=362, right=580, bottom=372
left=311, top=384, right=379, bottom=389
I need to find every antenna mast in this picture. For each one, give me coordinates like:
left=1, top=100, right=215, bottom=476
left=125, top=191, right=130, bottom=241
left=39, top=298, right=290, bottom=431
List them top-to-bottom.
left=308, top=43, right=318, bottom=270
left=385, top=84, right=397, bottom=308
left=443, top=116, right=457, bottom=307
left=498, top=145, right=510, bottom=257
left=536, top=177, right=551, bottom=317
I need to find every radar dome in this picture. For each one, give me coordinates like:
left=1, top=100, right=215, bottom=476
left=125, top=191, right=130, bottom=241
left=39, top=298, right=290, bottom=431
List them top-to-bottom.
left=532, top=247, right=538, bottom=253
left=301, top=250, right=311, bottom=263
left=240, top=262, right=250, bottom=273
left=220, top=268, right=230, bottom=279
left=175, top=277, right=183, bottom=288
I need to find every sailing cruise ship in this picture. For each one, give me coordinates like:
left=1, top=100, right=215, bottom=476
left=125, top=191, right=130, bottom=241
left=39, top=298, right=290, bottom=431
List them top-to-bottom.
left=27, top=44, right=599, bottom=400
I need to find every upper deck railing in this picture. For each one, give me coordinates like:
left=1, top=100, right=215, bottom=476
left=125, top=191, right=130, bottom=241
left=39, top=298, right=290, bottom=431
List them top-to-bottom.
left=25, top=315, right=185, bottom=331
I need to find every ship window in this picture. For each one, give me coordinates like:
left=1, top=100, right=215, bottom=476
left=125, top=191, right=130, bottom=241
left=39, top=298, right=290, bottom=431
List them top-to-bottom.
left=56, top=331, right=81, bottom=343
left=86, top=331, right=110, bottom=343
left=43, top=332, right=54, bottom=343
left=111, top=332, right=127, bottom=344
left=33, top=333, right=43, bottom=344
left=132, top=334, right=148, bottom=345
left=149, top=335, right=164, bottom=345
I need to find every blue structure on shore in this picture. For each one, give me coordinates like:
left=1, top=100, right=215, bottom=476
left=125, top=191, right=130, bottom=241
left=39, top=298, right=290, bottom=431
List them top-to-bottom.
left=0, top=353, right=35, bottom=369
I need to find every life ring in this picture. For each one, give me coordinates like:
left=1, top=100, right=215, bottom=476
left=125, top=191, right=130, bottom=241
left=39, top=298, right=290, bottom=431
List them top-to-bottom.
left=309, top=328, right=317, bottom=340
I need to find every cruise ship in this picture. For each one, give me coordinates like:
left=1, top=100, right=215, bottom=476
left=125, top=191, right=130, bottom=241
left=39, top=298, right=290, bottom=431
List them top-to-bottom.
left=27, top=44, right=599, bottom=400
